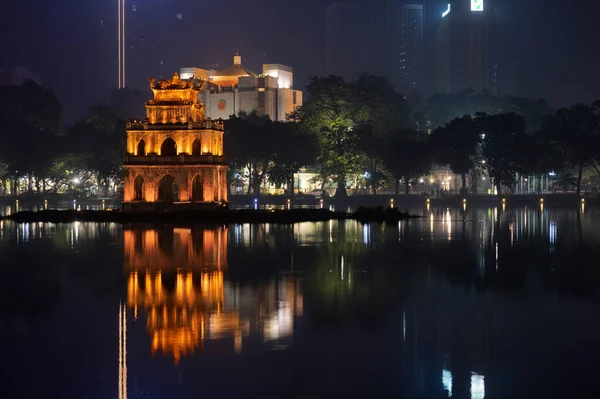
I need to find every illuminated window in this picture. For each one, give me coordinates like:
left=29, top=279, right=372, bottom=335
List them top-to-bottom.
left=258, top=88, right=265, bottom=92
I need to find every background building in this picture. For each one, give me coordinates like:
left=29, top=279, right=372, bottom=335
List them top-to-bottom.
left=435, top=0, right=498, bottom=93
left=325, top=1, right=425, bottom=94
left=325, top=1, right=366, bottom=81
left=398, top=3, right=425, bottom=93
left=181, top=54, right=302, bottom=121
left=0, top=66, right=42, bottom=86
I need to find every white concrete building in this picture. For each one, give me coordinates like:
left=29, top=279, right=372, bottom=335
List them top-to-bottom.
left=180, top=54, right=302, bottom=121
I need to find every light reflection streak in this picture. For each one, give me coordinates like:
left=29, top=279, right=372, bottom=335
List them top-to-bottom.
left=446, top=208, right=452, bottom=241
left=430, top=213, right=434, bottom=236
left=495, top=242, right=499, bottom=271
left=118, top=301, right=127, bottom=399
left=402, top=310, right=406, bottom=343
left=442, top=366, right=453, bottom=397
left=470, top=373, right=485, bottom=399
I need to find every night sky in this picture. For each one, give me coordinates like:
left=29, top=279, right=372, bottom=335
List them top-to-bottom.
left=1, top=0, right=599, bottom=124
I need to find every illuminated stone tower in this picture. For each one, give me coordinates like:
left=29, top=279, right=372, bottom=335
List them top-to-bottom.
left=123, top=72, right=228, bottom=209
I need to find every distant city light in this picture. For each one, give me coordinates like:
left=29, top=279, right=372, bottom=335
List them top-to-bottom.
left=471, top=0, right=484, bottom=12
left=442, top=3, right=451, bottom=18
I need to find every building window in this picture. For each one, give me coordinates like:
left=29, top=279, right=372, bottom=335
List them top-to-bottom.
left=258, top=88, right=265, bottom=92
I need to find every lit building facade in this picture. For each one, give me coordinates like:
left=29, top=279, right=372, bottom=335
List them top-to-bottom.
left=435, top=0, right=498, bottom=93
left=181, top=54, right=302, bottom=121
left=122, top=72, right=228, bottom=207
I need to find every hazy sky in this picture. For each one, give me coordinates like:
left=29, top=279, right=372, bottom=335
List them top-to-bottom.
left=1, top=0, right=599, bottom=123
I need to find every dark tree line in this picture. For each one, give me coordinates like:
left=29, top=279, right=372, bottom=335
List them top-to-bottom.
left=2, top=77, right=599, bottom=198
left=0, top=81, right=125, bottom=196
left=225, top=111, right=318, bottom=195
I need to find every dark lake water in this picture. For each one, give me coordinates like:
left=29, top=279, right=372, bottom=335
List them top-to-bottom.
left=1, top=204, right=599, bottom=398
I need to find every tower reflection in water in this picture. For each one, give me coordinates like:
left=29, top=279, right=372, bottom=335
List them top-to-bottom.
left=123, top=226, right=303, bottom=366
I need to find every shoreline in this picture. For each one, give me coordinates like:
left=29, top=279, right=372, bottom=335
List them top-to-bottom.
left=0, top=207, right=417, bottom=225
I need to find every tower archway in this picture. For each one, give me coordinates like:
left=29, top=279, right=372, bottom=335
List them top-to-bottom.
left=160, top=138, right=177, bottom=156
left=192, top=138, right=201, bottom=156
left=137, top=139, right=146, bottom=156
left=157, top=174, right=178, bottom=201
left=192, top=174, right=204, bottom=202
left=134, top=175, right=144, bottom=201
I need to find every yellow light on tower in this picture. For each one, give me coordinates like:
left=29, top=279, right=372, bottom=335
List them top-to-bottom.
left=390, top=198, right=394, bottom=209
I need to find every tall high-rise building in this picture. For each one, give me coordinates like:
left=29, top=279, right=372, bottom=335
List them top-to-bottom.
left=435, top=0, right=498, bottom=93
left=325, top=1, right=424, bottom=94
left=325, top=1, right=366, bottom=81
left=398, top=3, right=425, bottom=92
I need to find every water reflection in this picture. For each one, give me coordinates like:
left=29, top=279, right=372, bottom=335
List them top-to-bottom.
left=1, top=206, right=600, bottom=398
left=123, top=227, right=303, bottom=365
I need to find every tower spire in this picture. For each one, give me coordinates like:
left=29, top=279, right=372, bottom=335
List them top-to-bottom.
left=234, top=50, right=242, bottom=65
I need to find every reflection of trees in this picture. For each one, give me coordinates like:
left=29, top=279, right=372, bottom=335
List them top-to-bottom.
left=426, top=207, right=600, bottom=298
left=304, top=241, right=408, bottom=329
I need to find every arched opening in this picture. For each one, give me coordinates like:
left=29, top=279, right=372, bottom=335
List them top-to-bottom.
left=160, top=138, right=177, bottom=156
left=192, top=138, right=201, bottom=156
left=137, top=139, right=146, bottom=156
left=157, top=174, right=178, bottom=201
left=192, top=174, right=204, bottom=202
left=134, top=175, right=145, bottom=201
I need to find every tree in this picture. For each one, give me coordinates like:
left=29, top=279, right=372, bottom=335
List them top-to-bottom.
left=297, top=74, right=413, bottom=197
left=296, top=76, right=365, bottom=197
left=0, top=81, right=62, bottom=194
left=498, top=96, right=553, bottom=133
left=541, top=103, right=600, bottom=194
left=68, top=106, right=126, bottom=195
left=224, top=112, right=276, bottom=195
left=480, top=113, right=529, bottom=195
left=430, top=115, right=482, bottom=193
left=268, top=122, right=318, bottom=195
left=381, top=130, right=433, bottom=195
